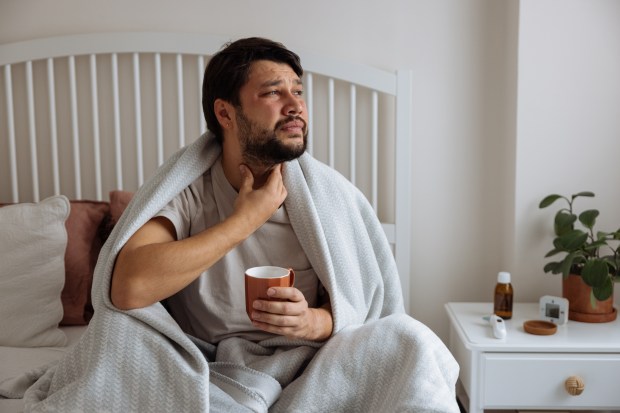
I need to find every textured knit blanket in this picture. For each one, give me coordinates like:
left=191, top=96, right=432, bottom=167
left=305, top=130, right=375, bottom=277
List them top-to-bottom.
left=4, top=132, right=459, bottom=412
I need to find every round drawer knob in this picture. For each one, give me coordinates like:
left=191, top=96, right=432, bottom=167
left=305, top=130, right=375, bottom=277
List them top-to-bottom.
left=565, top=375, right=585, bottom=396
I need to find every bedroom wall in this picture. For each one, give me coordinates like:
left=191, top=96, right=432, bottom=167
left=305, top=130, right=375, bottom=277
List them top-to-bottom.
left=2, top=0, right=618, bottom=344
left=514, top=0, right=620, bottom=307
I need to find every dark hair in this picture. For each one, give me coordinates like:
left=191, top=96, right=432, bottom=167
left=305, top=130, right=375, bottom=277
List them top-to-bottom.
left=202, top=37, right=303, bottom=143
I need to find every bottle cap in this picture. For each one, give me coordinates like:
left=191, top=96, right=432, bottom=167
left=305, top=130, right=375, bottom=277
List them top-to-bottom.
left=498, top=271, right=511, bottom=284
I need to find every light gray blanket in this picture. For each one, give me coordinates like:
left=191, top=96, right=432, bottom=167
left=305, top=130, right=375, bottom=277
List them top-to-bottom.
left=4, top=132, right=460, bottom=412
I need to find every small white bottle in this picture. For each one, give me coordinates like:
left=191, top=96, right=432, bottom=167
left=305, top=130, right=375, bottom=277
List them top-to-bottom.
left=493, top=271, right=513, bottom=320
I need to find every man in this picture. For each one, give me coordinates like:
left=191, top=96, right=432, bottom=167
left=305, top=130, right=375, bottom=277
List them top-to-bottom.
left=19, top=38, right=459, bottom=412
left=111, top=38, right=333, bottom=343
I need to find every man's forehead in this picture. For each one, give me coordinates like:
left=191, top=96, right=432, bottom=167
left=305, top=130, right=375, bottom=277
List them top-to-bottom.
left=247, top=60, right=302, bottom=85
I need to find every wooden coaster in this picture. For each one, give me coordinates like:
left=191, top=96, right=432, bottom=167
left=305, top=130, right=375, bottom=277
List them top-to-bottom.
left=523, top=320, right=557, bottom=335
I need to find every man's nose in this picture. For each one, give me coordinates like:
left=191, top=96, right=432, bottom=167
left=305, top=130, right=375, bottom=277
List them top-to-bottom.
left=283, top=93, right=304, bottom=116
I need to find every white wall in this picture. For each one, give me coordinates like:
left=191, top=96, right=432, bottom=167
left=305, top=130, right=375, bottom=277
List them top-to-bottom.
left=1, top=0, right=618, bottom=343
left=515, top=0, right=620, bottom=306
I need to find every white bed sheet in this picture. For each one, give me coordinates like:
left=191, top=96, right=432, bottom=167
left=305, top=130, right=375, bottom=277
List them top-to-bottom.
left=0, top=325, right=87, bottom=413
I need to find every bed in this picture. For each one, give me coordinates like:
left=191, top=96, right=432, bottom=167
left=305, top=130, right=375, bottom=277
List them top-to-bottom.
left=0, top=32, right=414, bottom=411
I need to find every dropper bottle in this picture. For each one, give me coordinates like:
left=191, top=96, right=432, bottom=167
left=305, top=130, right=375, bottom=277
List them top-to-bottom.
left=493, top=271, right=513, bottom=319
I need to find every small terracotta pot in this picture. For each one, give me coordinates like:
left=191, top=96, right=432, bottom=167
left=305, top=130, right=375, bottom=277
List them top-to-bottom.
left=562, top=274, right=617, bottom=323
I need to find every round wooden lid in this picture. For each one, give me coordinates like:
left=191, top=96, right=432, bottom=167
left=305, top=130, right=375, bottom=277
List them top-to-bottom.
left=523, top=320, right=557, bottom=335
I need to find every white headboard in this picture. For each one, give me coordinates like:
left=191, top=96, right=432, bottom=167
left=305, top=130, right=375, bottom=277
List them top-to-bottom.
left=0, top=32, right=412, bottom=312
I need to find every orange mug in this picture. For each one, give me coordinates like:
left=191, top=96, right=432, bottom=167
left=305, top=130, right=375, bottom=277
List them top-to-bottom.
left=245, top=266, right=295, bottom=321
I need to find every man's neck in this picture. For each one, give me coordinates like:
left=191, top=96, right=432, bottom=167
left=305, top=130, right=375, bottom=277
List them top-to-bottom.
left=221, top=150, right=278, bottom=191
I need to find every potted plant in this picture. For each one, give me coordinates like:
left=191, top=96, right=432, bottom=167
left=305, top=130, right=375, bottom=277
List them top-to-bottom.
left=539, top=191, right=620, bottom=322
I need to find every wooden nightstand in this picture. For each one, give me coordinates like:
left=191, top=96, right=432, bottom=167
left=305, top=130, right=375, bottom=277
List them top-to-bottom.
left=445, top=302, right=620, bottom=413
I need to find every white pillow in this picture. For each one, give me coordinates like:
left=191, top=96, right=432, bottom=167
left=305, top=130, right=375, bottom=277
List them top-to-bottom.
left=0, top=195, right=69, bottom=347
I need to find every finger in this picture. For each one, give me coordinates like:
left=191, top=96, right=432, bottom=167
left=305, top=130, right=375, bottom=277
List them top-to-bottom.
left=239, top=164, right=254, bottom=192
left=265, top=165, right=285, bottom=189
left=272, top=166, right=288, bottom=200
left=267, top=287, right=303, bottom=302
left=253, top=298, right=299, bottom=316
left=251, top=313, right=301, bottom=335
left=251, top=318, right=296, bottom=337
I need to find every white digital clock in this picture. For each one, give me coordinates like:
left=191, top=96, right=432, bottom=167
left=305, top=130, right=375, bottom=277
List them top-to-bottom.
left=539, top=295, right=569, bottom=325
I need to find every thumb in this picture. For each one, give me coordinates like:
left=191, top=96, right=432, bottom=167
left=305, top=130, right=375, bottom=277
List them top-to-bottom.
left=239, top=164, right=254, bottom=192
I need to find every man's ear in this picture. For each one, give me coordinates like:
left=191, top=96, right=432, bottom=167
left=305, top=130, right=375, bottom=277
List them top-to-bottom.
left=214, top=99, right=235, bottom=130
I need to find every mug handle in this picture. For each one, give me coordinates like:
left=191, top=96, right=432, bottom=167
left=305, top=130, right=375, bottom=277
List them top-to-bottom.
left=288, top=268, right=295, bottom=287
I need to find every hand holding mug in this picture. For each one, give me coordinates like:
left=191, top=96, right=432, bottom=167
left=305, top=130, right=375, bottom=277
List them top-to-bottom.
left=244, top=266, right=295, bottom=320
left=245, top=266, right=333, bottom=341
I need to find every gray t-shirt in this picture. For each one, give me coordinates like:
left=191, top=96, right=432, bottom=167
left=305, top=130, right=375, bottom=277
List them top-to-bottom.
left=157, top=158, right=320, bottom=343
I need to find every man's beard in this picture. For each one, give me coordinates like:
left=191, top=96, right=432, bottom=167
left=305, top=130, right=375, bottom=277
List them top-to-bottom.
left=236, top=110, right=308, bottom=168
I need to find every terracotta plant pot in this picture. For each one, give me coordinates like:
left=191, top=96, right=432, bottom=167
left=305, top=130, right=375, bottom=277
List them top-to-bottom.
left=562, top=274, right=617, bottom=323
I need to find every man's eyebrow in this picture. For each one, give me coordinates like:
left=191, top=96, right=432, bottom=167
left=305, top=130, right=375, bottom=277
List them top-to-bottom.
left=259, top=78, right=303, bottom=88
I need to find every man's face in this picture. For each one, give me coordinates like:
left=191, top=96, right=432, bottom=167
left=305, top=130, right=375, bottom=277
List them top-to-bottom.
left=235, top=60, right=308, bottom=167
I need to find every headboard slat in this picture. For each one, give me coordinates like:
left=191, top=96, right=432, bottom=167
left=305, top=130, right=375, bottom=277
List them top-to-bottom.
left=111, top=53, right=123, bottom=190
left=132, top=53, right=144, bottom=187
left=154, top=53, right=164, bottom=166
left=90, top=54, right=103, bottom=201
left=175, top=54, right=185, bottom=149
left=68, top=56, right=82, bottom=200
left=197, top=56, right=206, bottom=136
left=47, top=58, right=61, bottom=197
left=25, top=61, right=40, bottom=202
left=3, top=65, right=18, bottom=203
left=304, top=73, right=314, bottom=156
left=327, top=78, right=335, bottom=169
left=349, top=84, right=356, bottom=186
left=371, top=91, right=379, bottom=213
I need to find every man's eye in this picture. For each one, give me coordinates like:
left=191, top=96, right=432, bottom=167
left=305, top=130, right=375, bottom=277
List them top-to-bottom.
left=294, top=90, right=304, bottom=96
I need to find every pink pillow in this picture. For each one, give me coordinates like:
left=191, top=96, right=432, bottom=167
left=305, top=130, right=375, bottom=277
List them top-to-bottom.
left=109, top=190, right=134, bottom=225
left=2, top=192, right=132, bottom=326
left=62, top=200, right=110, bottom=325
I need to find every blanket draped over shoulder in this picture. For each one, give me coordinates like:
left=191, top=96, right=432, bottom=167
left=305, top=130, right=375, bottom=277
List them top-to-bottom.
left=4, top=132, right=460, bottom=412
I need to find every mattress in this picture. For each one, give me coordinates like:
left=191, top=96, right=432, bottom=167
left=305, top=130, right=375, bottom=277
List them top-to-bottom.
left=0, top=325, right=87, bottom=412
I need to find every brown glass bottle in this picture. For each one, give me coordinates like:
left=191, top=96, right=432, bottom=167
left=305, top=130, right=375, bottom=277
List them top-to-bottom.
left=493, top=271, right=513, bottom=319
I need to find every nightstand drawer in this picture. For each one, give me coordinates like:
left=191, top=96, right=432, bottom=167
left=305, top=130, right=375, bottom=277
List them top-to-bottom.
left=482, top=353, right=620, bottom=409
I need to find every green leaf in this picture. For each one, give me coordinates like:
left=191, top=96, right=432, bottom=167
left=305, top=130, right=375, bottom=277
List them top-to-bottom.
left=571, top=191, right=595, bottom=200
left=539, top=194, right=564, bottom=209
left=578, top=209, right=599, bottom=229
left=554, top=212, right=577, bottom=236
left=555, top=230, right=588, bottom=251
left=596, top=231, right=609, bottom=240
left=583, top=239, right=607, bottom=251
left=544, top=248, right=562, bottom=258
left=560, top=252, right=580, bottom=278
left=601, top=256, right=618, bottom=271
left=581, top=259, right=610, bottom=288
left=543, top=262, right=561, bottom=274
left=592, top=277, right=613, bottom=301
